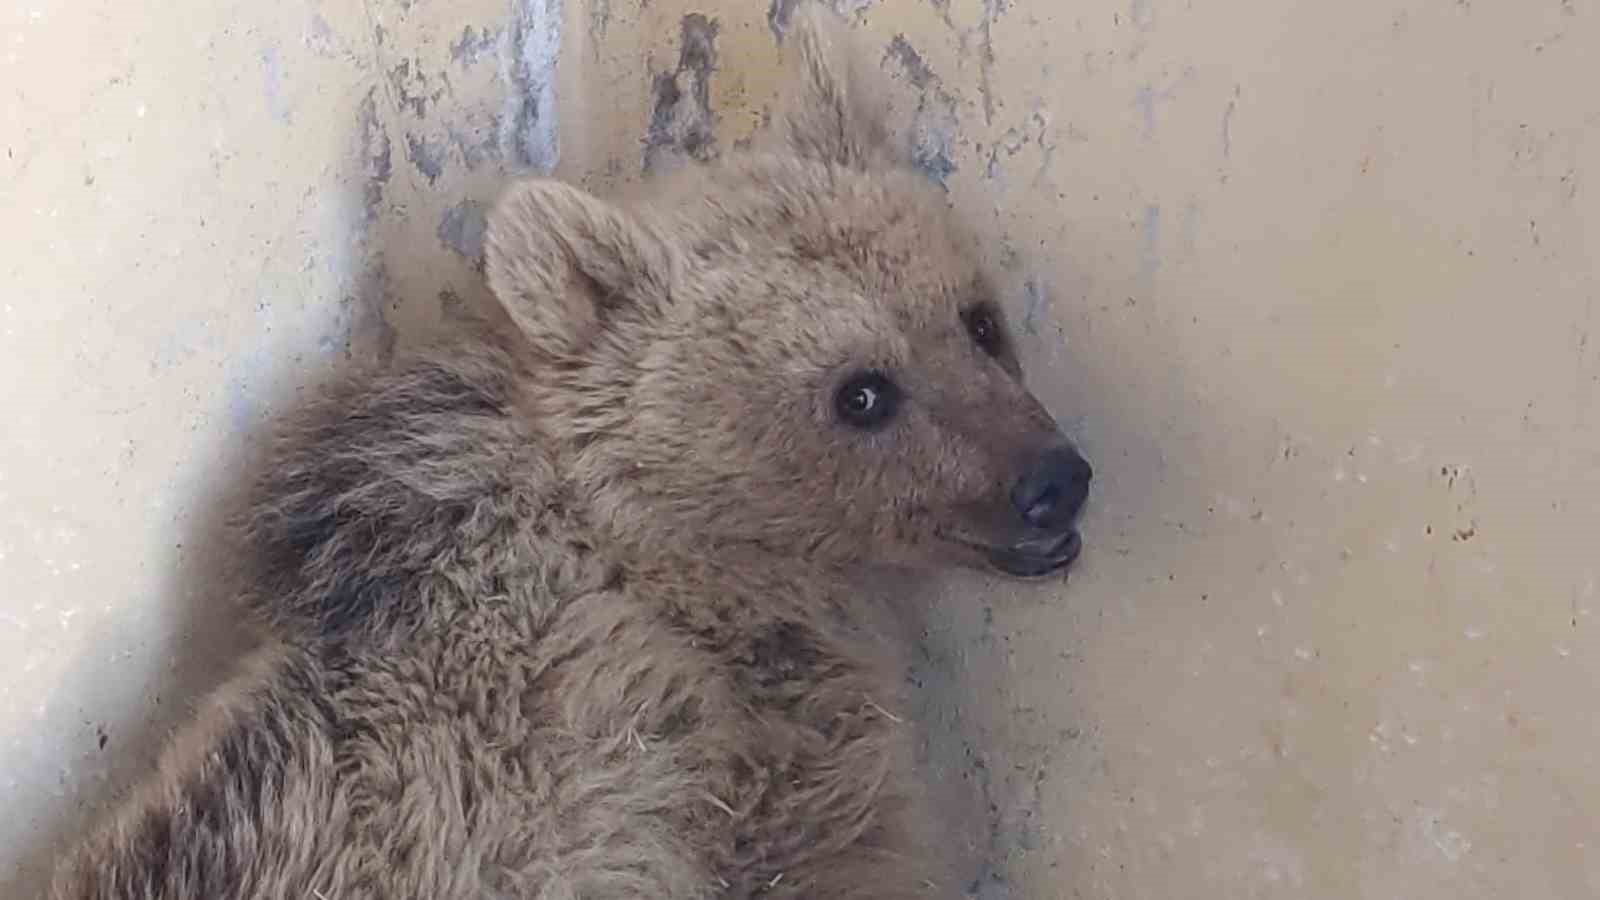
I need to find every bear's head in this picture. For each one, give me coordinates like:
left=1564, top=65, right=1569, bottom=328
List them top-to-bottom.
left=485, top=7, right=1091, bottom=579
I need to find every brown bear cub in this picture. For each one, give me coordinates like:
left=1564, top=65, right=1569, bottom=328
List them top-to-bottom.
left=50, top=8, right=1090, bottom=900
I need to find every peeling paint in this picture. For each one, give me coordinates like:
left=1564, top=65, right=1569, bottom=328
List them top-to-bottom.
left=501, top=0, right=563, bottom=173
left=972, top=0, right=1018, bottom=126
left=644, top=14, right=720, bottom=173
left=449, top=25, right=498, bottom=67
left=881, top=32, right=957, bottom=187
left=884, top=35, right=936, bottom=90
left=388, top=58, right=445, bottom=119
left=356, top=88, right=393, bottom=226
left=910, top=94, right=958, bottom=187
left=448, top=114, right=502, bottom=170
left=405, top=132, right=447, bottom=184
left=437, top=199, right=488, bottom=262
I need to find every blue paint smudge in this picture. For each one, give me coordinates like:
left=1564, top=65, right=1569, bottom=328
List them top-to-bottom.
left=502, top=0, right=563, bottom=172
left=1130, top=0, right=1155, bottom=30
left=261, top=47, right=291, bottom=124
left=1133, top=70, right=1193, bottom=140
left=911, top=93, right=960, bottom=188
left=406, top=132, right=447, bottom=184
left=437, top=199, right=488, bottom=260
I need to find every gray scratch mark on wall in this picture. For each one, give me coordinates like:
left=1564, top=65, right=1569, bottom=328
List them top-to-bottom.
left=502, top=0, right=563, bottom=173
left=973, top=0, right=1014, bottom=125
left=1134, top=84, right=1171, bottom=140
left=1222, top=96, right=1236, bottom=158
left=1180, top=201, right=1200, bottom=259
left=1139, top=204, right=1162, bottom=280
left=339, top=260, right=398, bottom=365
left=1022, top=277, right=1049, bottom=336
left=1576, top=294, right=1594, bottom=428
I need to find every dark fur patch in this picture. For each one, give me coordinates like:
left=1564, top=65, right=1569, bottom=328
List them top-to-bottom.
left=246, top=346, right=528, bottom=644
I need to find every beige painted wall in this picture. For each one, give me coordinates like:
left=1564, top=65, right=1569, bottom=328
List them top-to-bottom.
left=3, top=1, right=1597, bottom=898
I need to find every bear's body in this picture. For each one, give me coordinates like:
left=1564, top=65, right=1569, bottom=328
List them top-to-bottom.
left=50, top=9, right=1091, bottom=899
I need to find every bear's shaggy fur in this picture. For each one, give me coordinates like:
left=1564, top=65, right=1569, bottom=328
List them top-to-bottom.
left=48, top=8, right=1087, bottom=899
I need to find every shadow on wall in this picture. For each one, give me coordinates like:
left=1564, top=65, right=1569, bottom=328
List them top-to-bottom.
left=1, top=117, right=512, bottom=900
left=4, top=420, right=267, bottom=897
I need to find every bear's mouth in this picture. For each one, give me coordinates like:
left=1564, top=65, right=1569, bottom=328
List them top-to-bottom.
left=942, top=528, right=1083, bottom=579
left=984, top=529, right=1082, bottom=578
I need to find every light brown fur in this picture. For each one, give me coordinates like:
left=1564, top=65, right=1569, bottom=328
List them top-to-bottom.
left=49, top=8, right=1086, bottom=899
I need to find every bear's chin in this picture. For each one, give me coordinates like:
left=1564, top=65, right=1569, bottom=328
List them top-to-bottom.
left=981, top=529, right=1083, bottom=579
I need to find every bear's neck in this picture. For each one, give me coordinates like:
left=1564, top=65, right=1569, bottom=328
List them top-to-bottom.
left=552, top=481, right=898, bottom=646
left=619, top=531, right=856, bottom=616
left=610, top=538, right=899, bottom=664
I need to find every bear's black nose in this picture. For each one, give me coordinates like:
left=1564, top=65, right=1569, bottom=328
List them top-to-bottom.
left=1011, top=446, right=1092, bottom=531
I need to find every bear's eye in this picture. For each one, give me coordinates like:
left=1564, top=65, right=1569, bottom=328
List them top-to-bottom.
left=964, top=305, right=1003, bottom=356
left=835, top=372, right=899, bottom=430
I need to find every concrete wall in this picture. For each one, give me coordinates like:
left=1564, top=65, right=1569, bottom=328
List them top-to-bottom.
left=4, top=1, right=1597, bottom=897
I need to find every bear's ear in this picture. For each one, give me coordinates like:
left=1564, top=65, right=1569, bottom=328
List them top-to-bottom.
left=773, top=3, right=896, bottom=169
left=486, top=178, right=674, bottom=357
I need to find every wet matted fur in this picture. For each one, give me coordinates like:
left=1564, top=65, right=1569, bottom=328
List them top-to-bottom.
left=49, top=7, right=1086, bottom=899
